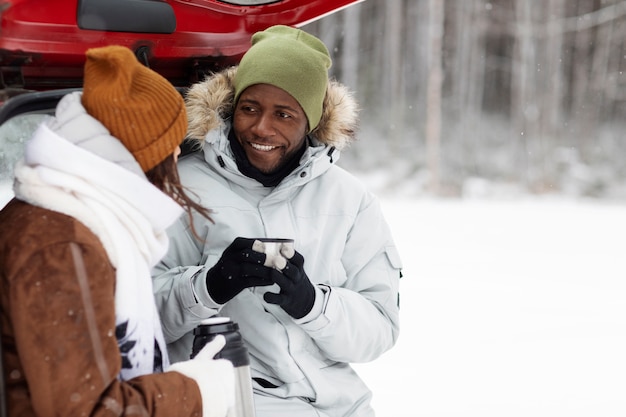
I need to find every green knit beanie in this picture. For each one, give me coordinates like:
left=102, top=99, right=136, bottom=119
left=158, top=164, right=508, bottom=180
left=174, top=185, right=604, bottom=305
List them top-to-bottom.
left=233, top=25, right=331, bottom=132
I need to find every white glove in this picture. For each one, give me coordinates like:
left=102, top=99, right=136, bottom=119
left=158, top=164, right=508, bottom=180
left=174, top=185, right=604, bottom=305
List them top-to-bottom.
left=167, top=335, right=235, bottom=417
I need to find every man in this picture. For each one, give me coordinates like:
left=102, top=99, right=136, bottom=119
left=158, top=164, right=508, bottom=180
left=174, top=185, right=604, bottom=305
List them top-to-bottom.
left=153, top=25, right=402, bottom=417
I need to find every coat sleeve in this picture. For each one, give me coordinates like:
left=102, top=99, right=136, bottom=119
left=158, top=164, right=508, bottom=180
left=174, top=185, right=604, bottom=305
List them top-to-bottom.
left=299, top=195, right=402, bottom=363
left=152, top=215, right=221, bottom=344
left=7, top=240, right=204, bottom=417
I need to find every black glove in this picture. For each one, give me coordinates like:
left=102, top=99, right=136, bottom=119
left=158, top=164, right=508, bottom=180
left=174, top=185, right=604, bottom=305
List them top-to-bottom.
left=206, top=237, right=275, bottom=304
left=263, top=250, right=316, bottom=319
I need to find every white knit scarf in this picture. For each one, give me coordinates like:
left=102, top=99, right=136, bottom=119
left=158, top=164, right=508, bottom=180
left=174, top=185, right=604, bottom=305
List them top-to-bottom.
left=13, top=117, right=183, bottom=380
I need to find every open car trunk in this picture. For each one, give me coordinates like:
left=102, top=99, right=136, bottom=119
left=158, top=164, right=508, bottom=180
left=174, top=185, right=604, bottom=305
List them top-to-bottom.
left=0, top=0, right=361, bottom=94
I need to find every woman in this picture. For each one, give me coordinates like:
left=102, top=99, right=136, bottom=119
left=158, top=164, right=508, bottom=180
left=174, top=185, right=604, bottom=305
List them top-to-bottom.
left=0, top=45, right=233, bottom=417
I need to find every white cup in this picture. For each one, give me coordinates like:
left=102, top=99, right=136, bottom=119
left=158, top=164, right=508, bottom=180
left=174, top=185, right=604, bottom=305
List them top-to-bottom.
left=252, top=238, right=295, bottom=270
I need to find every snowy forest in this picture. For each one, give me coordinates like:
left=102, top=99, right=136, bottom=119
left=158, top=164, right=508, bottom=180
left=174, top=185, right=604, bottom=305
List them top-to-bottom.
left=0, top=0, right=624, bottom=201
left=304, top=0, right=626, bottom=200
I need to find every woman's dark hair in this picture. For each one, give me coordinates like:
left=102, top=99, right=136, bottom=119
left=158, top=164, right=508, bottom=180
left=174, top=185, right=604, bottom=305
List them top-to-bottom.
left=145, top=154, right=213, bottom=238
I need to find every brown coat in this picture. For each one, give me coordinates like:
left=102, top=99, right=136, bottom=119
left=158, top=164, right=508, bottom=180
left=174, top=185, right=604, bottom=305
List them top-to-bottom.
left=0, top=198, right=202, bottom=417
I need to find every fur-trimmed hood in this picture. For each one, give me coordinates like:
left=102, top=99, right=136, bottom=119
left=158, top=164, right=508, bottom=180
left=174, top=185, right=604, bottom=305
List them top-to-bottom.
left=185, top=66, right=359, bottom=151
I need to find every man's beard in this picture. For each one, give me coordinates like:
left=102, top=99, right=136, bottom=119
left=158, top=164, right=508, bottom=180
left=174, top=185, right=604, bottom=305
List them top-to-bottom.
left=229, top=131, right=308, bottom=187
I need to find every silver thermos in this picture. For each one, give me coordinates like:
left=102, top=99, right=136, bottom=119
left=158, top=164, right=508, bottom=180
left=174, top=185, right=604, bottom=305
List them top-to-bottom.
left=191, top=317, right=256, bottom=417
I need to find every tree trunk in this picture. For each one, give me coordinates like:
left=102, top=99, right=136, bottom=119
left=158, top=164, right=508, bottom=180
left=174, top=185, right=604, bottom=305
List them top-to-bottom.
left=384, top=0, right=405, bottom=145
left=425, top=0, right=444, bottom=193
left=451, top=0, right=487, bottom=177
left=511, top=0, right=536, bottom=186
left=544, top=0, right=565, bottom=141
left=569, top=0, right=595, bottom=149
left=341, top=4, right=361, bottom=92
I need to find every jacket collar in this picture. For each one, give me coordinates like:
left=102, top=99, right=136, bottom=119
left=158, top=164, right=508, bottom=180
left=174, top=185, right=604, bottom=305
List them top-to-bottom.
left=201, top=122, right=338, bottom=191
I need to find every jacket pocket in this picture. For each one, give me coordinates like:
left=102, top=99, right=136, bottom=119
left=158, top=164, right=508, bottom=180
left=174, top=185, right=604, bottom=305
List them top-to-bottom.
left=384, top=245, right=403, bottom=270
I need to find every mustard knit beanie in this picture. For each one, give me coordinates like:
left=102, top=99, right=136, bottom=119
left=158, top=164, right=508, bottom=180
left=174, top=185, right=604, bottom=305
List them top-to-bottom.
left=233, top=25, right=331, bottom=132
left=81, top=45, right=187, bottom=172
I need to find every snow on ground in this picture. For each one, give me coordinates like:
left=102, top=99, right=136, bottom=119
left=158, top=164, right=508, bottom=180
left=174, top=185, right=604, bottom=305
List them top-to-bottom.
left=2, top=182, right=626, bottom=416
left=355, top=197, right=626, bottom=417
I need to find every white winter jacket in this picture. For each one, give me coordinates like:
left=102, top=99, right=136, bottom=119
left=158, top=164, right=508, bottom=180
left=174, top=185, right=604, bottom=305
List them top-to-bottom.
left=152, top=68, right=402, bottom=417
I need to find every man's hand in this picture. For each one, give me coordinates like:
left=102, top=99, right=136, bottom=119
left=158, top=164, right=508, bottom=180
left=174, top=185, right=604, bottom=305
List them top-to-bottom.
left=206, top=237, right=274, bottom=304
left=263, top=250, right=316, bottom=319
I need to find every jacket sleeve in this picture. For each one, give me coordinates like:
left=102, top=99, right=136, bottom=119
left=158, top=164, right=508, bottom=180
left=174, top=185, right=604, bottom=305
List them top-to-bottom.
left=298, top=195, right=402, bottom=363
left=152, top=216, right=221, bottom=343
left=8, top=240, right=204, bottom=417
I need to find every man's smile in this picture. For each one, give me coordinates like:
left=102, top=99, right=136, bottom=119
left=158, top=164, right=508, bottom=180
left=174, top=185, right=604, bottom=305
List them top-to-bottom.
left=249, top=141, right=279, bottom=152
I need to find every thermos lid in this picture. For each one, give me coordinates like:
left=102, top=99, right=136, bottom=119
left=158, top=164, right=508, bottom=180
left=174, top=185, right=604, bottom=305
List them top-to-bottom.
left=192, top=317, right=249, bottom=367
left=193, top=317, right=240, bottom=337
left=200, top=317, right=231, bottom=325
